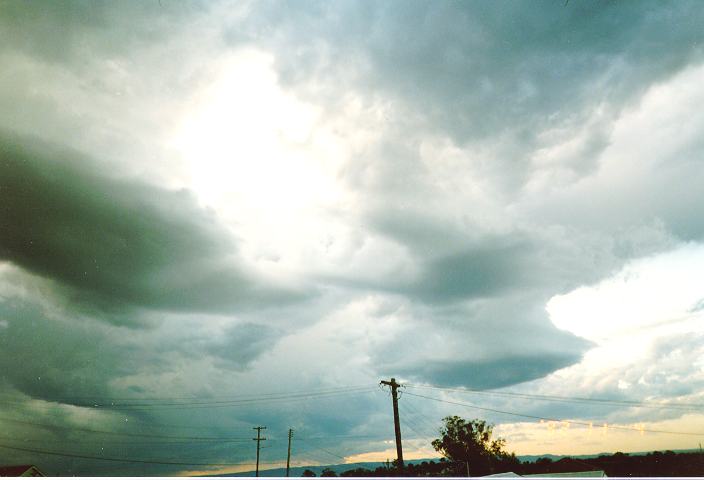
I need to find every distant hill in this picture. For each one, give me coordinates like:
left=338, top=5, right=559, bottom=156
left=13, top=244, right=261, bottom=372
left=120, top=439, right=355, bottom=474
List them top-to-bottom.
left=517, top=448, right=701, bottom=464
left=215, top=459, right=439, bottom=477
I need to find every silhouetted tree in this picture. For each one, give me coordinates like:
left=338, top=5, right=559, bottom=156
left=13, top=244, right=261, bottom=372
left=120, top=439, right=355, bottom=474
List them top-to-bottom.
left=432, top=416, right=518, bottom=476
left=320, top=467, right=337, bottom=477
left=340, top=467, right=372, bottom=477
left=302, top=469, right=316, bottom=477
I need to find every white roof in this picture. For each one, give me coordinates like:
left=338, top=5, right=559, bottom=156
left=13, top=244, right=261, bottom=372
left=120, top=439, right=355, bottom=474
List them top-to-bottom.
left=524, top=470, right=606, bottom=478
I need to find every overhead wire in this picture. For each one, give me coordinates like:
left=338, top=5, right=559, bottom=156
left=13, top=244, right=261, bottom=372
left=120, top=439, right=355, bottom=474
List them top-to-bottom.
left=405, top=383, right=704, bottom=411
left=0, top=384, right=374, bottom=403
left=0, top=386, right=377, bottom=410
left=403, top=391, right=704, bottom=437
left=401, top=397, right=441, bottom=435
left=398, top=402, right=434, bottom=440
left=0, top=415, right=253, bottom=441
left=0, top=434, right=249, bottom=449
left=295, top=437, right=347, bottom=461
left=0, top=442, right=285, bottom=467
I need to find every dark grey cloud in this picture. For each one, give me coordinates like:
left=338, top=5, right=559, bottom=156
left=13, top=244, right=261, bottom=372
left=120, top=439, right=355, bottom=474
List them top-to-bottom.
left=255, top=0, right=704, bottom=145
left=0, top=1, right=206, bottom=64
left=0, top=133, right=304, bottom=319
left=403, top=243, right=533, bottom=304
left=0, top=287, right=323, bottom=476
left=0, top=289, right=284, bottom=404
left=363, top=292, right=592, bottom=389
left=0, top=299, right=123, bottom=401
left=199, top=322, right=280, bottom=370
left=395, top=354, right=582, bottom=390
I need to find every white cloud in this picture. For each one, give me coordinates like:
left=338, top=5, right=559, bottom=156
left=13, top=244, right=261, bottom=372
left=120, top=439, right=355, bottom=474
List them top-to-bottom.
left=548, top=243, right=704, bottom=342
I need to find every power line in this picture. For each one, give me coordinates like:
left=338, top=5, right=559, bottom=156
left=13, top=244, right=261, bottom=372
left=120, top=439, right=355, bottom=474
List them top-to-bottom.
left=380, top=378, right=404, bottom=470
left=405, top=384, right=704, bottom=411
left=0, top=385, right=375, bottom=407
left=0, top=387, right=377, bottom=438
left=85, top=388, right=375, bottom=410
left=0, top=390, right=372, bottom=410
left=404, top=391, right=704, bottom=437
left=401, top=398, right=440, bottom=435
left=398, top=402, right=436, bottom=440
left=0, top=406, right=256, bottom=434
left=399, top=411, right=430, bottom=441
left=0, top=416, right=252, bottom=441
left=253, top=426, right=267, bottom=477
left=0, top=434, right=249, bottom=448
left=295, top=434, right=380, bottom=440
left=295, top=438, right=346, bottom=461
left=0, top=442, right=282, bottom=467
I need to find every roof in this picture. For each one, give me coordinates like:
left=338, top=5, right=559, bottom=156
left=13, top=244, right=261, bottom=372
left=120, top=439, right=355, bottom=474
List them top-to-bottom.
left=0, top=465, right=45, bottom=477
left=524, top=470, right=606, bottom=478
left=481, top=471, right=607, bottom=479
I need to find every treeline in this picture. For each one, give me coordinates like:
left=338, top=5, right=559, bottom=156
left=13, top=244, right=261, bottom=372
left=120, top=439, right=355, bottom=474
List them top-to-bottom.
left=519, top=450, right=704, bottom=477
left=323, top=451, right=704, bottom=477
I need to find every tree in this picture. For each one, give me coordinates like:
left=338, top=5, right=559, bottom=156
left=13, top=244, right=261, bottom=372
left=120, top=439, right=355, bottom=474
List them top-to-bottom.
left=431, top=416, right=518, bottom=476
left=320, top=467, right=337, bottom=477
left=340, top=467, right=372, bottom=477
left=302, top=469, right=317, bottom=477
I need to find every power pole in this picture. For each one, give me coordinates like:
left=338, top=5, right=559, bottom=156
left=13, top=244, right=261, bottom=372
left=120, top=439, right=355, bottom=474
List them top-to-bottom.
left=380, top=378, right=404, bottom=471
left=253, top=426, right=267, bottom=477
left=286, top=428, right=294, bottom=477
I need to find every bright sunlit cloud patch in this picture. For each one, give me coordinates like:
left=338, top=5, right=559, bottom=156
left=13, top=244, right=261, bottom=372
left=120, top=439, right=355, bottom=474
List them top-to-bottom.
left=169, top=48, right=347, bottom=270
left=172, top=48, right=323, bottom=209
left=547, top=242, right=704, bottom=342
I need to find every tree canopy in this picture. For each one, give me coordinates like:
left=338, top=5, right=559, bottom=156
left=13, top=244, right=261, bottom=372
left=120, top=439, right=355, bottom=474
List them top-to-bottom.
left=431, top=416, right=519, bottom=476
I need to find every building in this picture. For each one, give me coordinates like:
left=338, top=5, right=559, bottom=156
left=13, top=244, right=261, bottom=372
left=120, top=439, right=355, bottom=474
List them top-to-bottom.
left=0, top=465, right=45, bottom=477
left=482, top=470, right=607, bottom=478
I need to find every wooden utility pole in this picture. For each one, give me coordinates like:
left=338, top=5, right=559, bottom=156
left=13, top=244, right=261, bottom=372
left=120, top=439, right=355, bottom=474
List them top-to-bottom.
left=380, top=378, right=404, bottom=471
left=253, top=426, right=267, bottom=477
left=286, top=428, right=294, bottom=477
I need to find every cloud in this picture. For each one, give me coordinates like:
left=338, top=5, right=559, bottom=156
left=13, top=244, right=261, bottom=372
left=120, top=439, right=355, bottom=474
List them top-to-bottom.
left=2, top=0, right=704, bottom=473
left=259, top=1, right=704, bottom=151
left=0, top=132, right=304, bottom=319
left=531, top=243, right=704, bottom=424
left=0, top=266, right=284, bottom=404
left=308, top=293, right=590, bottom=389
left=0, top=298, right=121, bottom=401
left=196, top=322, right=281, bottom=370
left=396, top=354, right=583, bottom=390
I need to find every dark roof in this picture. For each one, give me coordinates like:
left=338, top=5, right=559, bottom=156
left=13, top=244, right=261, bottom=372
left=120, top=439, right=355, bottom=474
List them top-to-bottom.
left=0, top=465, right=44, bottom=477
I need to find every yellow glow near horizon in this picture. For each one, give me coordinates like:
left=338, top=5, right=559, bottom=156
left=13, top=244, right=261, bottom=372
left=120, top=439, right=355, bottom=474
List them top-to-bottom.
left=497, top=413, right=704, bottom=456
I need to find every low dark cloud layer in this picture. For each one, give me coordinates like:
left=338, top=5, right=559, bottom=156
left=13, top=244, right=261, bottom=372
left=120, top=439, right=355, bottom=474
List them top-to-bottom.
left=0, top=133, right=302, bottom=320
left=405, top=243, right=533, bottom=304
left=0, top=299, right=122, bottom=400
left=397, top=354, right=582, bottom=390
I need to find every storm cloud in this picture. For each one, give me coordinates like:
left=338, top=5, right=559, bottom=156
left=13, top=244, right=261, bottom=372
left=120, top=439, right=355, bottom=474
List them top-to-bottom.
left=2, top=0, right=704, bottom=475
left=0, top=132, right=302, bottom=319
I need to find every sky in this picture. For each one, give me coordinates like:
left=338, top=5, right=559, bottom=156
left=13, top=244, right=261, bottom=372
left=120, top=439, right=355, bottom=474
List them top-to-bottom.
left=1, top=0, right=704, bottom=475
